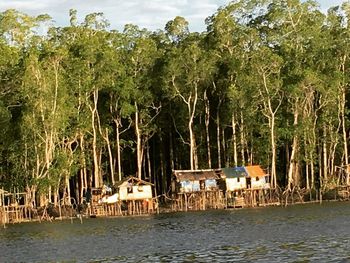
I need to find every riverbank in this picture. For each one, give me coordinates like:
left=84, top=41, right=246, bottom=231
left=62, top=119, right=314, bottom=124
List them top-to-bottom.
left=1, top=185, right=349, bottom=227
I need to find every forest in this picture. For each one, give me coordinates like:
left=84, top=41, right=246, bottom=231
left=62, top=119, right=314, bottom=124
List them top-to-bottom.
left=0, top=0, right=350, bottom=206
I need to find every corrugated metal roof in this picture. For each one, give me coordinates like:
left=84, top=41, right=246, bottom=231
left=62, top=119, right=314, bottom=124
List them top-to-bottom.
left=245, top=165, right=266, bottom=178
left=222, top=167, right=247, bottom=178
left=173, top=170, right=219, bottom=181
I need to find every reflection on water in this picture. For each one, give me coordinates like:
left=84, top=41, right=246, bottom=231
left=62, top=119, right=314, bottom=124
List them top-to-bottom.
left=1, top=202, right=350, bottom=262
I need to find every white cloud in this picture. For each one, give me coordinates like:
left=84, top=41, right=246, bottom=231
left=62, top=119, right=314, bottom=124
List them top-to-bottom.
left=0, top=0, right=345, bottom=32
left=0, top=0, right=228, bottom=32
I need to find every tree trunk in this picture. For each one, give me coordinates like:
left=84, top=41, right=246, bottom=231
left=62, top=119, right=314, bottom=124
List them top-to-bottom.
left=188, top=84, right=198, bottom=170
left=341, top=87, right=349, bottom=184
left=90, top=89, right=100, bottom=188
left=204, top=90, right=212, bottom=168
left=216, top=101, right=221, bottom=169
left=135, top=102, right=143, bottom=179
left=287, top=108, right=299, bottom=190
left=240, top=111, right=245, bottom=166
left=232, top=113, right=238, bottom=167
left=270, top=115, right=277, bottom=188
left=115, top=118, right=122, bottom=181
left=323, top=124, right=328, bottom=183
left=147, top=142, right=152, bottom=179
left=306, top=163, right=310, bottom=190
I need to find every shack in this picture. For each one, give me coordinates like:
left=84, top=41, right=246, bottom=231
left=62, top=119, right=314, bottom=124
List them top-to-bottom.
left=245, top=165, right=270, bottom=189
left=222, top=167, right=247, bottom=208
left=222, top=167, right=247, bottom=191
left=171, top=169, right=225, bottom=211
left=116, top=176, right=158, bottom=215
left=117, top=176, right=153, bottom=201
left=90, top=177, right=158, bottom=217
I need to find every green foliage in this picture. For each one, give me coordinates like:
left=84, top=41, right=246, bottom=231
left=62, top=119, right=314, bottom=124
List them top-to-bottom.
left=1, top=0, right=350, bottom=195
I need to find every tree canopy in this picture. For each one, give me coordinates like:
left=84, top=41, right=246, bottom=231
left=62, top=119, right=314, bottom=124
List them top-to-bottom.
left=1, top=0, right=350, bottom=205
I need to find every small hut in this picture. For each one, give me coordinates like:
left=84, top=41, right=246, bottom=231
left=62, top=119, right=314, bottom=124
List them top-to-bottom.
left=245, top=165, right=270, bottom=189
left=222, top=167, right=247, bottom=191
left=222, top=167, right=247, bottom=208
left=171, top=169, right=225, bottom=211
left=172, top=170, right=221, bottom=193
left=116, top=176, right=153, bottom=200
left=116, top=176, right=157, bottom=215
left=90, top=177, right=158, bottom=217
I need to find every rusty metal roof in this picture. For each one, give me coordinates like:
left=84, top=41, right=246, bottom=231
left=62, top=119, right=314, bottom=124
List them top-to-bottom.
left=244, top=165, right=267, bottom=178
left=173, top=169, right=220, bottom=181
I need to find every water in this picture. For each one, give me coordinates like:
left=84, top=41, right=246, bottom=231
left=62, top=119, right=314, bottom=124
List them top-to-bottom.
left=1, top=201, right=350, bottom=262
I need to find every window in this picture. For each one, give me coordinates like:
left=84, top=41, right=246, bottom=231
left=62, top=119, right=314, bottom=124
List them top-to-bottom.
left=237, top=177, right=240, bottom=183
left=256, top=177, right=259, bottom=181
left=200, top=180, right=205, bottom=190
left=127, top=186, right=133, bottom=194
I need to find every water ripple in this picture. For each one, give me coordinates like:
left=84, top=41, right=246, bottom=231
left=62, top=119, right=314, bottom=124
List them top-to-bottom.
left=1, top=202, right=350, bottom=262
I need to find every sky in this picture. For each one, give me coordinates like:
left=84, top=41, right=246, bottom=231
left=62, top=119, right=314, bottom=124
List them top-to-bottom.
left=0, top=0, right=346, bottom=32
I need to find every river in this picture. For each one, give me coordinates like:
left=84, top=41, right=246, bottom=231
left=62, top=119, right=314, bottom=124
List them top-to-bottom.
left=1, top=201, right=349, bottom=262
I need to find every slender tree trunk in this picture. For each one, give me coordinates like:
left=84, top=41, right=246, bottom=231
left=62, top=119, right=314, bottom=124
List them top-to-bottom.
left=188, top=84, right=198, bottom=170
left=341, top=87, right=349, bottom=184
left=90, top=89, right=100, bottom=188
left=204, top=90, right=212, bottom=168
left=216, top=100, right=221, bottom=169
left=135, top=102, right=143, bottom=179
left=287, top=108, right=299, bottom=190
left=240, top=111, right=245, bottom=166
left=232, top=113, right=238, bottom=167
left=270, top=115, right=277, bottom=188
left=115, top=118, right=122, bottom=181
left=323, top=124, right=328, bottom=183
left=105, top=128, right=115, bottom=185
left=222, top=128, right=228, bottom=167
left=169, top=129, right=174, bottom=171
left=79, top=134, right=87, bottom=202
left=147, top=142, right=152, bottom=179
left=306, top=163, right=310, bottom=190
left=65, top=174, right=71, bottom=205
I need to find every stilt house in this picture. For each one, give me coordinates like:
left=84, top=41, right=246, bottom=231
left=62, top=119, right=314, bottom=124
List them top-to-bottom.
left=245, top=165, right=270, bottom=189
left=221, top=167, right=247, bottom=208
left=222, top=167, right=248, bottom=191
left=171, top=169, right=225, bottom=211
left=172, top=169, right=222, bottom=193
left=116, top=176, right=154, bottom=201
left=90, top=177, right=157, bottom=217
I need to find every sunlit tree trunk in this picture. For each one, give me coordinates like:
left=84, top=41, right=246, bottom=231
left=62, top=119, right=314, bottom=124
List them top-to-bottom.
left=204, top=90, right=212, bottom=168
left=232, top=113, right=238, bottom=167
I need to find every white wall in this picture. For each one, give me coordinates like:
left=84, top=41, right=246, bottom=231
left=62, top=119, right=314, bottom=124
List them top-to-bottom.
left=251, top=176, right=270, bottom=189
left=226, top=177, right=247, bottom=191
left=119, top=185, right=153, bottom=200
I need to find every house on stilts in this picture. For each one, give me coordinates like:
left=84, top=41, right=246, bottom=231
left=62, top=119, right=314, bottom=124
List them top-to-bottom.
left=223, top=165, right=275, bottom=207
left=221, top=167, right=248, bottom=208
left=171, top=169, right=226, bottom=211
left=90, top=176, right=158, bottom=217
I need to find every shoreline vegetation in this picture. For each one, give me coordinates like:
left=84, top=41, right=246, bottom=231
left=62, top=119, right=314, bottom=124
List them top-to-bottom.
left=1, top=0, right=350, bottom=226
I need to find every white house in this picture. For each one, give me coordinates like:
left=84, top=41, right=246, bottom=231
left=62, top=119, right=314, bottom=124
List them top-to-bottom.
left=245, top=165, right=270, bottom=189
left=222, top=167, right=247, bottom=191
left=117, top=177, right=154, bottom=201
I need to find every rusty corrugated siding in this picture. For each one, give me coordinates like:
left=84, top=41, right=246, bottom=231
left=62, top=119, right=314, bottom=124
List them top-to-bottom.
left=245, top=165, right=266, bottom=178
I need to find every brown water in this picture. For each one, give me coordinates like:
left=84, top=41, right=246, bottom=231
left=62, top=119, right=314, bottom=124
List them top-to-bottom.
left=1, top=201, right=350, bottom=262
